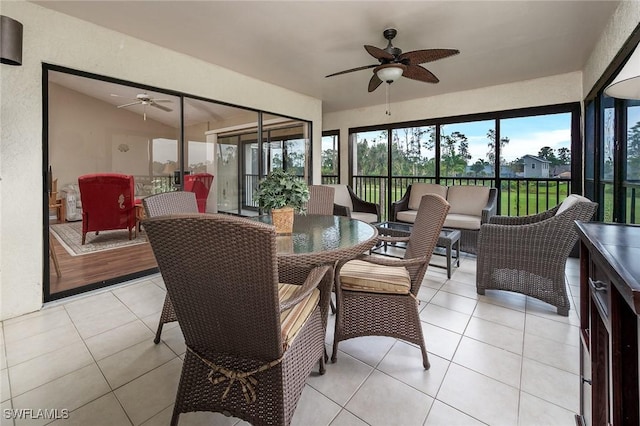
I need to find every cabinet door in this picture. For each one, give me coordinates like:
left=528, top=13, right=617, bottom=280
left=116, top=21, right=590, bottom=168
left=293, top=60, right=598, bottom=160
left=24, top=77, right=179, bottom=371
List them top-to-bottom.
left=590, top=297, right=609, bottom=426
left=580, top=343, right=592, bottom=425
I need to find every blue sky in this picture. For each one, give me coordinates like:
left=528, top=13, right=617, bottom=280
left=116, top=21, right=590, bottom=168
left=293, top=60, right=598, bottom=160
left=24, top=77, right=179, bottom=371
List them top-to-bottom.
left=460, top=113, right=571, bottom=163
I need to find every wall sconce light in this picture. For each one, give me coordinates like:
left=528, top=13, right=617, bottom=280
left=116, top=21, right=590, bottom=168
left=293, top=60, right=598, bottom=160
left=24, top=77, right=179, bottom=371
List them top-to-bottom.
left=1, top=15, right=23, bottom=66
left=605, top=43, right=640, bottom=99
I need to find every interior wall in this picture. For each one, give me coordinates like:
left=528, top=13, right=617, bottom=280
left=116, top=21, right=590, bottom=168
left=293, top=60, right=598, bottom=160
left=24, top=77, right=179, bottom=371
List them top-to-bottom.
left=582, top=0, right=640, bottom=96
left=0, top=1, right=322, bottom=320
left=323, top=72, right=583, bottom=182
left=49, top=82, right=178, bottom=189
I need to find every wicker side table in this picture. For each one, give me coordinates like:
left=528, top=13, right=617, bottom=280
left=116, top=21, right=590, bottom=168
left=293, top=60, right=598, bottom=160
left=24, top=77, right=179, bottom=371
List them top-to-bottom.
left=372, top=221, right=460, bottom=278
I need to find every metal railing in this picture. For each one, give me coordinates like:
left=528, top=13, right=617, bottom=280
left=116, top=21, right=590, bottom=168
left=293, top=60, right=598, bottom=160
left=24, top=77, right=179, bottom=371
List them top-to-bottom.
left=352, top=175, right=572, bottom=221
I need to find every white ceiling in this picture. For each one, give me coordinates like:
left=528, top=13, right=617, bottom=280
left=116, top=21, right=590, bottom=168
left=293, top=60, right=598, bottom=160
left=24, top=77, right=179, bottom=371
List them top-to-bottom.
left=36, top=1, right=620, bottom=113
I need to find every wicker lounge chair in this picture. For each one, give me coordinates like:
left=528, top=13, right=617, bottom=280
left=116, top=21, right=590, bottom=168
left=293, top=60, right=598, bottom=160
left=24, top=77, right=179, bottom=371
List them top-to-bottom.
left=325, top=184, right=381, bottom=223
left=306, top=185, right=335, bottom=215
left=142, top=191, right=199, bottom=344
left=332, top=194, right=450, bottom=369
left=476, top=195, right=597, bottom=316
left=143, top=214, right=331, bottom=426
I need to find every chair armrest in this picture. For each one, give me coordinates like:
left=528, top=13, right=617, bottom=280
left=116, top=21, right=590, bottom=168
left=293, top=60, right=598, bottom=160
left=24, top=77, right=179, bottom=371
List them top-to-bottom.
left=391, top=185, right=412, bottom=221
left=347, top=186, right=380, bottom=221
left=481, top=188, right=498, bottom=224
left=333, top=204, right=351, bottom=217
left=488, top=205, right=558, bottom=225
left=478, top=216, right=577, bottom=264
left=348, top=253, right=428, bottom=269
left=279, top=264, right=332, bottom=312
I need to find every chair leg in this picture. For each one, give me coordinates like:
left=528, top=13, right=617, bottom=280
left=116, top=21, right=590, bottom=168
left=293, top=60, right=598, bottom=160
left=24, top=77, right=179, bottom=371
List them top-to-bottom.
left=82, top=232, right=86, bottom=245
left=557, top=306, right=569, bottom=316
left=154, top=321, right=164, bottom=344
left=417, top=332, right=431, bottom=370
left=319, top=354, right=326, bottom=375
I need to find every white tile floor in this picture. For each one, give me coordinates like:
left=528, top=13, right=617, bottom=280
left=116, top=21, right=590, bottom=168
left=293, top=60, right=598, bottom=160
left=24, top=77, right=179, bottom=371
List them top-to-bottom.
left=0, top=255, right=582, bottom=426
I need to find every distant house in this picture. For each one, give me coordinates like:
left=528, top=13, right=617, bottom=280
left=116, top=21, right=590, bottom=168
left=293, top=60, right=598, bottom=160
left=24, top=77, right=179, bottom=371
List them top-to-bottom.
left=522, top=155, right=550, bottom=178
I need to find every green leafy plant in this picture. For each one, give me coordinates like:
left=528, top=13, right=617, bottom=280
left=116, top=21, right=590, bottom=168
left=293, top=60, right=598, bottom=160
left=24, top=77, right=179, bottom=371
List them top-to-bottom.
left=254, top=169, right=309, bottom=213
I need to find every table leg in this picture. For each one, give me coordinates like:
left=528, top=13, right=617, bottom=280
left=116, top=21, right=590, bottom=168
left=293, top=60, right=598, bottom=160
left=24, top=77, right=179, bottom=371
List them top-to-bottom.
left=446, top=242, right=452, bottom=279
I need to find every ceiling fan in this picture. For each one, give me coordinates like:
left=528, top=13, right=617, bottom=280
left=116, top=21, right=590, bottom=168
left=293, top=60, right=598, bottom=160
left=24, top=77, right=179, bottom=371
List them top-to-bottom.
left=326, top=28, right=460, bottom=92
left=111, top=93, right=173, bottom=112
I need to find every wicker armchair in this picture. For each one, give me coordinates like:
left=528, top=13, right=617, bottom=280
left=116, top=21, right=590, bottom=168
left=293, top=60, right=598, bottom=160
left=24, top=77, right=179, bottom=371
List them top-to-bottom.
left=306, top=185, right=335, bottom=215
left=142, top=191, right=199, bottom=344
left=332, top=194, right=450, bottom=369
left=476, top=196, right=597, bottom=316
left=143, top=214, right=331, bottom=426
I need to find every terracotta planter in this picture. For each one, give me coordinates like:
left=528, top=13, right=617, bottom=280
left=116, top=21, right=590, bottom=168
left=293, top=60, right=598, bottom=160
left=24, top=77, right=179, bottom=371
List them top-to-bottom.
left=271, top=207, right=294, bottom=234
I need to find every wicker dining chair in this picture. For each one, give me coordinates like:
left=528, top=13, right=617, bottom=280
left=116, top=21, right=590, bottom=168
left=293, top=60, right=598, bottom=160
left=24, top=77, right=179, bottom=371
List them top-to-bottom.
left=306, top=185, right=335, bottom=215
left=142, top=191, right=199, bottom=344
left=332, top=194, right=450, bottom=369
left=476, top=194, right=597, bottom=316
left=143, top=214, right=331, bottom=426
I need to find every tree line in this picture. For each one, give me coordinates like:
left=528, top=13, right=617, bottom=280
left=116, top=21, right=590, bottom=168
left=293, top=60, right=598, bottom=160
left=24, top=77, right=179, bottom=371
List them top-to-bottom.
left=321, top=127, right=571, bottom=177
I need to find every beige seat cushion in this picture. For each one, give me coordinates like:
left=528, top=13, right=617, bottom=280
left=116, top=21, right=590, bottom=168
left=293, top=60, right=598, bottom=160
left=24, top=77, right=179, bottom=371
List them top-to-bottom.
left=408, top=183, right=448, bottom=211
left=326, top=184, right=353, bottom=211
left=447, top=186, right=490, bottom=217
left=556, top=194, right=591, bottom=215
left=396, top=210, right=418, bottom=223
left=350, top=211, right=378, bottom=223
left=444, top=213, right=481, bottom=230
left=339, top=259, right=411, bottom=294
left=278, top=283, right=320, bottom=349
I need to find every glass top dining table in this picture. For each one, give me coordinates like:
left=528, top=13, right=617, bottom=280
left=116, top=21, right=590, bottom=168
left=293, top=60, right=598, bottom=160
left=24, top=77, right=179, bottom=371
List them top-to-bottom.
left=252, top=214, right=378, bottom=256
left=252, top=214, right=378, bottom=334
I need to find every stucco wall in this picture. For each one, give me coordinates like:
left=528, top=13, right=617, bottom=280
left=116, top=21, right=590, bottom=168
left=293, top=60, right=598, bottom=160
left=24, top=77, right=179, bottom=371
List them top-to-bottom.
left=582, top=0, right=640, bottom=96
left=0, top=1, right=322, bottom=320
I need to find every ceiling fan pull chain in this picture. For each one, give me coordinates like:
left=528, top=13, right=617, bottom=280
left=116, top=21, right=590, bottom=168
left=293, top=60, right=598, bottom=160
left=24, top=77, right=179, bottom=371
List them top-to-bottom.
left=385, top=83, right=391, bottom=116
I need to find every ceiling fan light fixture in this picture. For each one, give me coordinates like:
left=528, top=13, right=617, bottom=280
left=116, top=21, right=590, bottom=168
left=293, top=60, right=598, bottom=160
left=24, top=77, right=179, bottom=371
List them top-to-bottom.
left=605, top=43, right=640, bottom=99
left=376, top=64, right=404, bottom=84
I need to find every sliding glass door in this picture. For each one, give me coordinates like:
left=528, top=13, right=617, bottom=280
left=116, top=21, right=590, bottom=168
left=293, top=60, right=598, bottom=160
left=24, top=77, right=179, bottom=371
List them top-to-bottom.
left=44, top=65, right=312, bottom=301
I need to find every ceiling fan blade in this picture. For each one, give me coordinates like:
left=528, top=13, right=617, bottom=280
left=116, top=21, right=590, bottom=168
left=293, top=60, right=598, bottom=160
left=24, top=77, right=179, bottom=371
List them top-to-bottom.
left=364, top=45, right=394, bottom=61
left=399, top=49, right=460, bottom=65
left=325, top=64, right=377, bottom=78
left=403, top=64, right=439, bottom=83
left=368, top=73, right=383, bottom=92
left=152, top=99, right=172, bottom=103
left=117, top=101, right=142, bottom=109
left=150, top=102, right=173, bottom=112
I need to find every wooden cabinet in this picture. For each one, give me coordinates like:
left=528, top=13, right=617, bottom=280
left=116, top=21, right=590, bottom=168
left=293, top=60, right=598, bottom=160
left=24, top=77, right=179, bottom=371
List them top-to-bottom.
left=576, top=222, right=640, bottom=426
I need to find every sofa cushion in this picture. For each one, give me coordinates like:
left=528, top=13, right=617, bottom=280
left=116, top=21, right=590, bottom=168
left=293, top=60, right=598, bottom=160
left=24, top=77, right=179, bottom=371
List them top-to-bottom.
left=408, top=183, right=448, bottom=211
left=326, top=184, right=353, bottom=211
left=447, top=186, right=491, bottom=217
left=556, top=194, right=591, bottom=216
left=396, top=210, right=418, bottom=223
left=350, top=211, right=378, bottom=223
left=444, top=213, right=482, bottom=230
left=339, top=260, right=411, bottom=294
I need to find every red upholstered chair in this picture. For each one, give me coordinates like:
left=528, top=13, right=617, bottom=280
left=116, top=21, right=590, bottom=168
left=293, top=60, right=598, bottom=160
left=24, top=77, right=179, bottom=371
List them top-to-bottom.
left=78, top=173, right=137, bottom=245
left=183, top=173, right=214, bottom=213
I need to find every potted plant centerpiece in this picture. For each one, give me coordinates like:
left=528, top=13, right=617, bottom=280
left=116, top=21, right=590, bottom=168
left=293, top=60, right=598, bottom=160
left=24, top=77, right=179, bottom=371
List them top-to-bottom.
left=254, top=169, right=309, bottom=234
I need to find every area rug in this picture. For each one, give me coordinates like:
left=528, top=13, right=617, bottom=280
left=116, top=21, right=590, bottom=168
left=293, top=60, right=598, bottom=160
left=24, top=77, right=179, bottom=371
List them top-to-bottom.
left=50, top=221, right=148, bottom=256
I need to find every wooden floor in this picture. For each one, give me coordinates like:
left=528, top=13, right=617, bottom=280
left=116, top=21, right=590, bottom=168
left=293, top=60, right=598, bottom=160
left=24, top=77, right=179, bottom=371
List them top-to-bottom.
left=48, top=230, right=158, bottom=295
